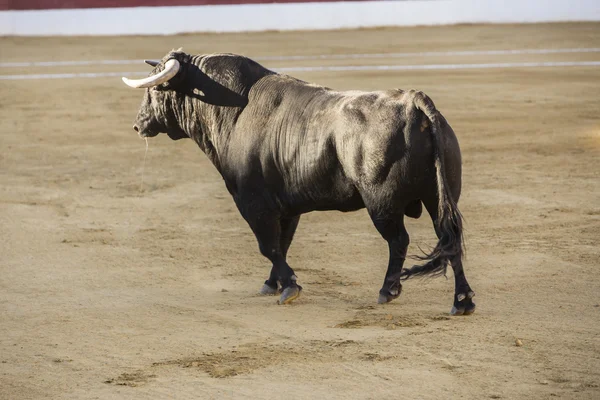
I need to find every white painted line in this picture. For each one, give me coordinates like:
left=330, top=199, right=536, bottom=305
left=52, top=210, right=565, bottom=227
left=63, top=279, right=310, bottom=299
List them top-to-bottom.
left=257, top=47, right=600, bottom=61
left=1, top=48, right=600, bottom=68
left=0, top=60, right=145, bottom=68
left=1, top=61, right=599, bottom=80
left=275, top=61, right=600, bottom=72
left=0, top=71, right=147, bottom=80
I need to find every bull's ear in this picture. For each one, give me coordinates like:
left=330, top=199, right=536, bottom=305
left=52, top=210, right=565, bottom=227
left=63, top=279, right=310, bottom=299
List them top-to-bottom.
left=144, top=60, right=160, bottom=67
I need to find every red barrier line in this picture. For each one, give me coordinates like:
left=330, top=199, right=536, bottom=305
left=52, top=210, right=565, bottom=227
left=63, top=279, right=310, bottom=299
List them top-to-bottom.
left=2, top=0, right=367, bottom=11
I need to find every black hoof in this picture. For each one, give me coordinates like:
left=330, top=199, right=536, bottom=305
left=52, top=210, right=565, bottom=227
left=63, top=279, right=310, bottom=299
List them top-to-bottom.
left=259, top=283, right=279, bottom=295
left=277, top=285, right=302, bottom=305
left=377, top=288, right=401, bottom=304
left=450, top=291, right=476, bottom=316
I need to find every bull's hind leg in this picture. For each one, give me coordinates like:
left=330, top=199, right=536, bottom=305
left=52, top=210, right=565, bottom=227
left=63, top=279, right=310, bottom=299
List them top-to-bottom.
left=422, top=196, right=475, bottom=315
left=368, top=212, right=410, bottom=304
left=260, top=216, right=300, bottom=295
left=448, top=258, right=475, bottom=315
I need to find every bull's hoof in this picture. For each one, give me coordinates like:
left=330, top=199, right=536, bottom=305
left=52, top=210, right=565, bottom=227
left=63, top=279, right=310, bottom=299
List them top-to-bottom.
left=259, top=282, right=279, bottom=295
left=277, top=285, right=302, bottom=305
left=377, top=289, right=401, bottom=304
left=450, top=291, right=476, bottom=316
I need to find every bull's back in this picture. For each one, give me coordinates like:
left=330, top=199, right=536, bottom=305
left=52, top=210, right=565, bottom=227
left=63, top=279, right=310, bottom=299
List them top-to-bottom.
left=231, top=78, right=446, bottom=213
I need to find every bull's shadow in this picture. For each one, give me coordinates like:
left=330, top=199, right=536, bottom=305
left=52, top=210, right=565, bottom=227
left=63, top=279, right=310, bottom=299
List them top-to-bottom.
left=179, top=63, right=248, bottom=108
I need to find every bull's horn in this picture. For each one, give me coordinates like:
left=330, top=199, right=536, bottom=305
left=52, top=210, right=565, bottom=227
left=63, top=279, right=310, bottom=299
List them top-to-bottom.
left=122, top=59, right=180, bottom=89
left=144, top=59, right=160, bottom=67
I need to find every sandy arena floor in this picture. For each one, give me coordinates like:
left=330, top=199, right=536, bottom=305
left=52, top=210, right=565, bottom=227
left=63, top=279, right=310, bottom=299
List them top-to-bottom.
left=1, top=22, right=599, bottom=399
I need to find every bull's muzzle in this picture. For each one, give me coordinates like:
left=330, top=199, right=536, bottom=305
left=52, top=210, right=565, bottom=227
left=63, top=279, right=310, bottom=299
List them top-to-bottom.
left=133, top=124, right=159, bottom=138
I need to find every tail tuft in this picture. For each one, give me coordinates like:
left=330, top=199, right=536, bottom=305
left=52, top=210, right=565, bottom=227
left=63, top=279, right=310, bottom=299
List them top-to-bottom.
left=401, top=91, right=464, bottom=280
left=400, top=203, right=463, bottom=280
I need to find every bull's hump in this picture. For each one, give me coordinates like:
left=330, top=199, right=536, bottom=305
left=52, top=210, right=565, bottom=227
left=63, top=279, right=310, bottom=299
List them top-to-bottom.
left=199, top=53, right=275, bottom=92
left=250, top=74, right=328, bottom=98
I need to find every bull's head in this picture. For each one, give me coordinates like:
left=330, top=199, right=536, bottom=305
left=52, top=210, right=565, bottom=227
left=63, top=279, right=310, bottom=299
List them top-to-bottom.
left=122, top=50, right=265, bottom=145
left=122, top=51, right=189, bottom=140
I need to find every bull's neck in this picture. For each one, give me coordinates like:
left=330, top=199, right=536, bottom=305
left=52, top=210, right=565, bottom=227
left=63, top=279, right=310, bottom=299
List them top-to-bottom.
left=174, top=54, right=272, bottom=171
left=190, top=102, right=240, bottom=172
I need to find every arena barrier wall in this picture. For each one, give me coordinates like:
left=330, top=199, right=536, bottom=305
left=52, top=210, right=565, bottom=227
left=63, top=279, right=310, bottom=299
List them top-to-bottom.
left=1, top=0, right=599, bottom=36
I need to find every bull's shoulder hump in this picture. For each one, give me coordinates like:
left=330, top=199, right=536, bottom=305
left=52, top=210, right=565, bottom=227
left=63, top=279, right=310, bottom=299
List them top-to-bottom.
left=198, top=53, right=274, bottom=78
left=247, top=74, right=337, bottom=111
left=250, top=74, right=331, bottom=94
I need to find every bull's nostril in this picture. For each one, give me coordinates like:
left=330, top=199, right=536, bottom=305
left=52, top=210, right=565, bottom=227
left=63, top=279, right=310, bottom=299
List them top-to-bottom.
left=133, top=125, right=139, bottom=132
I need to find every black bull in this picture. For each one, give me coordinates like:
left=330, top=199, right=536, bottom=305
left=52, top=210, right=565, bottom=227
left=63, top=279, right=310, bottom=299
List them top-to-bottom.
left=123, top=50, right=475, bottom=315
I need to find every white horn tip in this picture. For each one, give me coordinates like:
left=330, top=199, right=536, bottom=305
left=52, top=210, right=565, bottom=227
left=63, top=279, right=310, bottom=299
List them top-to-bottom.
left=121, top=58, right=180, bottom=89
left=122, top=76, right=138, bottom=88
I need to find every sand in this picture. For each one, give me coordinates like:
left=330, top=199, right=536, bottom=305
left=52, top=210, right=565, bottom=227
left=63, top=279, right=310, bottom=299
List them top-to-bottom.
left=1, top=22, right=599, bottom=399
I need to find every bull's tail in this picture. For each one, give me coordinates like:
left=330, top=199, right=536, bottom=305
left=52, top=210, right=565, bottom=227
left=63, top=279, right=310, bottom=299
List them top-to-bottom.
left=400, top=91, right=464, bottom=280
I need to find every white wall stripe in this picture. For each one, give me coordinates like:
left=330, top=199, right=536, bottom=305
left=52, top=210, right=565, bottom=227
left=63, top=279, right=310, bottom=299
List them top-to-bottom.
left=2, top=0, right=600, bottom=36
left=1, top=48, right=600, bottom=68
left=1, top=61, right=599, bottom=80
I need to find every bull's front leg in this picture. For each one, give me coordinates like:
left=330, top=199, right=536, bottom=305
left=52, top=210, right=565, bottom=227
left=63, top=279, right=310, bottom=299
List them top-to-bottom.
left=238, top=201, right=302, bottom=304
left=260, top=216, right=301, bottom=295
left=254, top=217, right=302, bottom=305
left=260, top=267, right=280, bottom=295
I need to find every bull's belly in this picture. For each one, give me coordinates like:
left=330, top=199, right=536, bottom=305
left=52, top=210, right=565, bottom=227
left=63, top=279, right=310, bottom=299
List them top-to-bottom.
left=278, top=182, right=364, bottom=216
